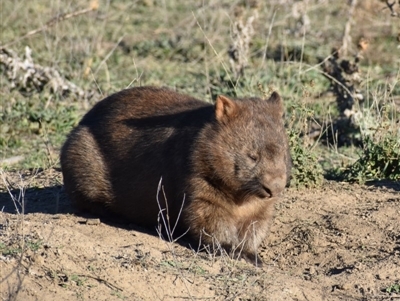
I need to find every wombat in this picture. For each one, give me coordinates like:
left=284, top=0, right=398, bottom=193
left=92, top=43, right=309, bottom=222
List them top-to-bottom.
left=60, top=86, right=291, bottom=266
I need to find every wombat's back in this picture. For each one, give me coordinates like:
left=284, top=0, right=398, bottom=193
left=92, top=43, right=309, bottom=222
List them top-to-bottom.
left=61, top=87, right=213, bottom=226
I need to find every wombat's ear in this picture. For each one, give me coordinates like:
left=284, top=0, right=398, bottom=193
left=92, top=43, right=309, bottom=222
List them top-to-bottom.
left=267, top=91, right=284, bottom=117
left=215, top=95, right=238, bottom=123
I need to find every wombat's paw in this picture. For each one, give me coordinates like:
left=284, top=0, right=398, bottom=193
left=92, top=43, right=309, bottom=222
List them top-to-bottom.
left=241, top=252, right=264, bottom=268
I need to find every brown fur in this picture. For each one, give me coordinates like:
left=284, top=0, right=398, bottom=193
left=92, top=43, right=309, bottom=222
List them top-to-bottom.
left=60, top=86, right=292, bottom=266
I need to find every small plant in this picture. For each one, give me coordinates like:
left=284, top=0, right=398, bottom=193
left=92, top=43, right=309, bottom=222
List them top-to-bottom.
left=286, top=87, right=324, bottom=188
left=340, top=90, right=400, bottom=183
left=289, top=129, right=324, bottom=188
left=341, top=130, right=400, bottom=183
left=0, top=238, right=43, bottom=257
left=26, top=239, right=43, bottom=252
left=0, top=242, right=22, bottom=256
left=70, top=274, right=87, bottom=287
left=385, top=282, right=400, bottom=294
left=111, top=290, right=127, bottom=300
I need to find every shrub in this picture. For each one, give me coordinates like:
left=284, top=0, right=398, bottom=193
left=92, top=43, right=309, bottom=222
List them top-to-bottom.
left=286, top=99, right=324, bottom=188
left=288, top=129, right=324, bottom=188
left=341, top=129, right=400, bottom=183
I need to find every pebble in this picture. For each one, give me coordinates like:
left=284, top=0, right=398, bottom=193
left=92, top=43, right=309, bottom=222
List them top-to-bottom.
left=85, top=218, right=101, bottom=225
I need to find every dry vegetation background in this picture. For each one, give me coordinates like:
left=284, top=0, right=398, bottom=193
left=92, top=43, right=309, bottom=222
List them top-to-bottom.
left=0, top=0, right=400, bottom=300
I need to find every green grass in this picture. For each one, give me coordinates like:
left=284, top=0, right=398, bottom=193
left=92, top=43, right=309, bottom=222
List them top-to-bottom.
left=1, top=0, right=399, bottom=184
left=0, top=238, right=43, bottom=257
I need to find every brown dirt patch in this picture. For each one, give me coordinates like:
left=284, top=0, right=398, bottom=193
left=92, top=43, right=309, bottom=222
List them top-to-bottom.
left=1, top=169, right=399, bottom=300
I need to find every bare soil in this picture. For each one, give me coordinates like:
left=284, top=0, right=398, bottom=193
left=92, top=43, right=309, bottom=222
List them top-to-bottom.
left=1, top=168, right=399, bottom=301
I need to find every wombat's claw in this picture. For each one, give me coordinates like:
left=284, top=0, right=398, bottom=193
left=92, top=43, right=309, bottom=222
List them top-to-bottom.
left=242, top=252, right=264, bottom=267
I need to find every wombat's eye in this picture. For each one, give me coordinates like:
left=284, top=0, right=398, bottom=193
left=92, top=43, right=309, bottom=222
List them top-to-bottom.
left=248, top=153, right=259, bottom=162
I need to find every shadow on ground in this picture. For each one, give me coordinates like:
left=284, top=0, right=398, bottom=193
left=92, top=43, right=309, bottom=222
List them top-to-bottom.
left=0, top=177, right=192, bottom=250
left=366, top=179, right=400, bottom=191
left=0, top=185, right=69, bottom=215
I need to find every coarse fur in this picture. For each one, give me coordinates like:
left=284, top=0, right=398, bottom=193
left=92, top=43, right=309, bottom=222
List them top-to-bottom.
left=60, top=86, right=292, bottom=266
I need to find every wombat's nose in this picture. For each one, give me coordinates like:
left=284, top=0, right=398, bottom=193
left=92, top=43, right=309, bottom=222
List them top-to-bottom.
left=263, top=175, right=286, bottom=197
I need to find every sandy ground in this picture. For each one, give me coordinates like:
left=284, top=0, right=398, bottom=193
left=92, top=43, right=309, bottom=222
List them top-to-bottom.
left=0, top=168, right=399, bottom=301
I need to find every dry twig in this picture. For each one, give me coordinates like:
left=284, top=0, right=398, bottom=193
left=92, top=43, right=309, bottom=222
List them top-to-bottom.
left=385, top=0, right=399, bottom=17
left=1, top=1, right=99, bottom=48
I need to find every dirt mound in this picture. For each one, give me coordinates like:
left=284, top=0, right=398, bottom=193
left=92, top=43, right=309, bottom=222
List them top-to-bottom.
left=1, top=169, right=399, bottom=300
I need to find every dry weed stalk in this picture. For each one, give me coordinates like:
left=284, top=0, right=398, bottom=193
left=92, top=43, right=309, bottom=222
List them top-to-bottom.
left=291, top=0, right=310, bottom=37
left=341, top=0, right=358, bottom=57
left=384, top=0, right=400, bottom=17
left=1, top=1, right=99, bottom=48
left=228, top=3, right=259, bottom=80
left=322, top=36, right=368, bottom=118
left=319, top=37, right=370, bottom=145
left=0, top=46, right=85, bottom=98
left=1, top=170, right=26, bottom=215
left=155, top=177, right=195, bottom=300
left=155, top=177, right=189, bottom=244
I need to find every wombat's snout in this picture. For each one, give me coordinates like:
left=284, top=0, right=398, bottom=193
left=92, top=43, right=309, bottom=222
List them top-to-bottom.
left=261, top=175, right=287, bottom=198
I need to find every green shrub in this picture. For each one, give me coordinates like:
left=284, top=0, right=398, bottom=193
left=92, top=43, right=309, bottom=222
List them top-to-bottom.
left=338, top=89, right=400, bottom=184
left=286, top=98, right=324, bottom=188
left=289, top=130, right=324, bottom=188
left=341, top=131, right=400, bottom=183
